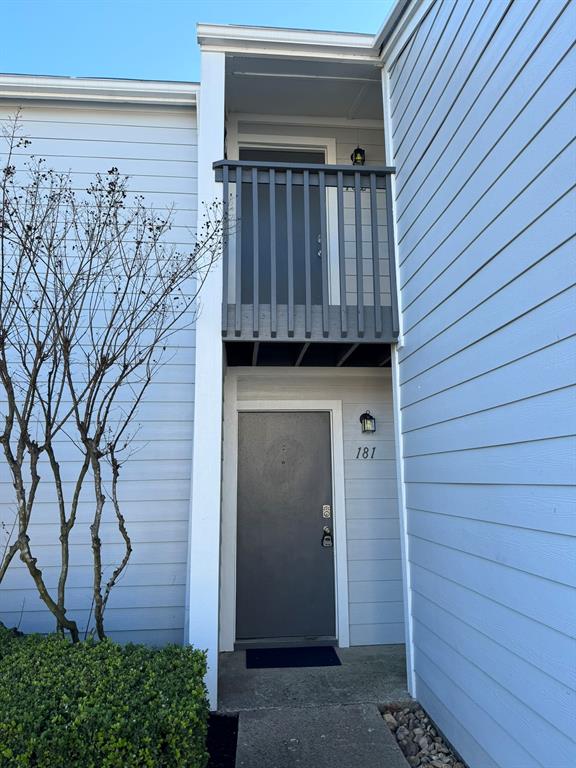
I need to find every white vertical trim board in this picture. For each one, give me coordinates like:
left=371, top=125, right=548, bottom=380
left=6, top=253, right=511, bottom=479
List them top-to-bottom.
left=187, top=50, right=226, bottom=710
left=381, top=63, right=414, bottom=694
left=391, top=345, right=415, bottom=696
left=220, top=372, right=238, bottom=652
left=220, top=381, right=350, bottom=650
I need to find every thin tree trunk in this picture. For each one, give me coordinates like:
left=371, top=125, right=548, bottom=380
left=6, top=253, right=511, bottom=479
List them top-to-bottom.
left=45, top=444, right=68, bottom=631
left=88, top=446, right=106, bottom=640
left=102, top=455, right=132, bottom=610
left=18, top=533, right=80, bottom=642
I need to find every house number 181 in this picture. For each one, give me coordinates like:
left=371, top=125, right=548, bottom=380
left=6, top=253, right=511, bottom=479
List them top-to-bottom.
left=356, top=446, right=376, bottom=459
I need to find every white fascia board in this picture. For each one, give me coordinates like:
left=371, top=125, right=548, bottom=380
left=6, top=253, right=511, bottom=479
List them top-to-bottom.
left=374, top=0, right=414, bottom=51
left=377, top=0, right=429, bottom=65
left=197, top=23, right=380, bottom=62
left=0, top=74, right=199, bottom=106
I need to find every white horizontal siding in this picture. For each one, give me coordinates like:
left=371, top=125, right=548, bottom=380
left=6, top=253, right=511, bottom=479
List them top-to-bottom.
left=387, top=0, right=576, bottom=766
left=0, top=101, right=198, bottom=644
left=235, top=368, right=404, bottom=646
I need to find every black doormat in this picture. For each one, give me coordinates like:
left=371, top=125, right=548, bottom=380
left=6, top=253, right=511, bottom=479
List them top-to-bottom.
left=245, top=646, right=341, bottom=669
left=207, top=713, right=238, bottom=768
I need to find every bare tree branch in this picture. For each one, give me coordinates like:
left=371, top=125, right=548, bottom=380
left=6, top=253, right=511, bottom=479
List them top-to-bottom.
left=0, top=113, right=224, bottom=639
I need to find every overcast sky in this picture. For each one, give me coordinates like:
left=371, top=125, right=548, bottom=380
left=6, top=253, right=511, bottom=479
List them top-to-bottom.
left=1, top=0, right=395, bottom=82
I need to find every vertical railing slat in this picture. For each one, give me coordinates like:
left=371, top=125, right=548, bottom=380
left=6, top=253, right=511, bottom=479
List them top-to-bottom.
left=215, top=161, right=395, bottom=343
left=221, top=164, right=229, bottom=335
left=234, top=167, right=242, bottom=336
left=252, top=167, right=259, bottom=337
left=269, top=168, right=277, bottom=337
left=286, top=169, right=294, bottom=337
left=303, top=169, right=311, bottom=337
left=319, top=170, right=329, bottom=337
left=337, top=171, right=347, bottom=337
left=354, top=171, right=364, bottom=338
left=370, top=172, right=383, bottom=337
left=384, top=173, right=400, bottom=337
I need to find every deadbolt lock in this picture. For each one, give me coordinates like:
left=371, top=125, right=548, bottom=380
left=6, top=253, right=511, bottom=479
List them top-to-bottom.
left=322, top=504, right=331, bottom=519
left=321, top=526, right=333, bottom=548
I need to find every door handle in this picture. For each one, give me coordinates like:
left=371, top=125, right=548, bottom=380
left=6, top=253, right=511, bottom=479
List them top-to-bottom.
left=321, top=526, right=333, bottom=548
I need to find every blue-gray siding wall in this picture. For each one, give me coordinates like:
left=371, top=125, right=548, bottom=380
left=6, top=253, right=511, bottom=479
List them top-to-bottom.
left=387, top=0, right=576, bottom=766
left=0, top=101, right=198, bottom=644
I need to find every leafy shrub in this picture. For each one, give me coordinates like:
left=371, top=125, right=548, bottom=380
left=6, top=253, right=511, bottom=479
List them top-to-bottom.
left=0, top=626, right=209, bottom=767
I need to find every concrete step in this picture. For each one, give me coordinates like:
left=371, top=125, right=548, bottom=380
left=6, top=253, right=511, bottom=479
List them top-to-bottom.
left=235, top=702, right=410, bottom=768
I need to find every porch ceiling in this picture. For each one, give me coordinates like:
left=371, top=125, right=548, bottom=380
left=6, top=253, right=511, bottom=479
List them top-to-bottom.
left=225, top=56, right=383, bottom=120
left=225, top=340, right=392, bottom=368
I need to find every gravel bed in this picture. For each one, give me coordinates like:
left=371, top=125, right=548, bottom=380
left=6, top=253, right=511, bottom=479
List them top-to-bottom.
left=382, top=705, right=467, bottom=768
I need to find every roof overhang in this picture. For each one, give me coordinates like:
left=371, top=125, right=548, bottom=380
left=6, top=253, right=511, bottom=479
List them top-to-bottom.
left=374, top=0, right=415, bottom=53
left=376, top=0, right=431, bottom=66
left=198, top=1, right=417, bottom=65
left=0, top=2, right=418, bottom=108
left=197, top=23, right=381, bottom=63
left=0, top=74, right=199, bottom=106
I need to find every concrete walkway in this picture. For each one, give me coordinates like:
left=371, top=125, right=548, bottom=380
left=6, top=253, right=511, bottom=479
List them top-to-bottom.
left=218, top=645, right=412, bottom=768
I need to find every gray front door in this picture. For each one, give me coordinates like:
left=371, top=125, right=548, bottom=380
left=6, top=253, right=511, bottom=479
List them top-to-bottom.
left=236, top=411, right=336, bottom=645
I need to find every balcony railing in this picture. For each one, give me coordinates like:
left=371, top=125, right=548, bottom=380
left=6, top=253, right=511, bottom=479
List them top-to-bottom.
left=214, top=160, right=399, bottom=343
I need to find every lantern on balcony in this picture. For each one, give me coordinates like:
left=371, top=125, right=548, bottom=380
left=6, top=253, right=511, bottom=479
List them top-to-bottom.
left=351, top=146, right=366, bottom=166
left=359, top=410, right=376, bottom=433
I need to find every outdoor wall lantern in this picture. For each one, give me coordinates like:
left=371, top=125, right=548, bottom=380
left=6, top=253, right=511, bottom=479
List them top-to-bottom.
left=351, top=146, right=366, bottom=165
left=359, top=410, right=376, bottom=433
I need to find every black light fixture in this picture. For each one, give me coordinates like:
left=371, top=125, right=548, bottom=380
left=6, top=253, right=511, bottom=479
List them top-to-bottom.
left=351, top=146, right=366, bottom=166
left=359, top=410, right=376, bottom=433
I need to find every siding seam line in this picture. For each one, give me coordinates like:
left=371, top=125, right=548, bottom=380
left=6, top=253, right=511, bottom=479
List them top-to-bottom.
left=390, top=0, right=445, bottom=114
left=393, top=0, right=473, bottom=150
left=393, top=0, right=464, bottom=140
left=394, top=0, right=530, bottom=193
left=395, top=0, right=565, bottom=195
left=397, top=35, right=575, bottom=228
left=398, top=87, right=576, bottom=264
left=400, top=123, right=575, bottom=292
left=402, top=197, right=576, bottom=340
left=403, top=234, right=575, bottom=360
left=399, top=283, right=576, bottom=387
left=400, top=333, right=576, bottom=409
left=401, top=382, right=576, bottom=435
left=407, top=503, right=576, bottom=538
left=408, top=532, right=576, bottom=591
left=410, top=558, right=576, bottom=641
left=410, top=582, right=576, bottom=690
left=413, top=614, right=576, bottom=747
left=414, top=649, right=545, bottom=768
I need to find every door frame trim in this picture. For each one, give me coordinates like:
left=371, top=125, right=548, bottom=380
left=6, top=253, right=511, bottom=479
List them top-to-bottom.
left=220, top=373, right=350, bottom=651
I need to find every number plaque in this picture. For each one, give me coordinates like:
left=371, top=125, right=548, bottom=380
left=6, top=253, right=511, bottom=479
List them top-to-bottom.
left=356, top=446, right=376, bottom=459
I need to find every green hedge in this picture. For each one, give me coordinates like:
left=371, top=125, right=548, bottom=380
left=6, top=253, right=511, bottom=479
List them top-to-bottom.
left=0, top=626, right=209, bottom=768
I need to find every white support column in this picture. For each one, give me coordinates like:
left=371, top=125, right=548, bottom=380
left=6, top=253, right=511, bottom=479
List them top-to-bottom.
left=187, top=50, right=226, bottom=709
left=381, top=65, right=416, bottom=697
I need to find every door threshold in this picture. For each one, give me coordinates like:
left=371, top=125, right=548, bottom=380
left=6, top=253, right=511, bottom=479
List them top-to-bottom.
left=235, top=636, right=337, bottom=650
